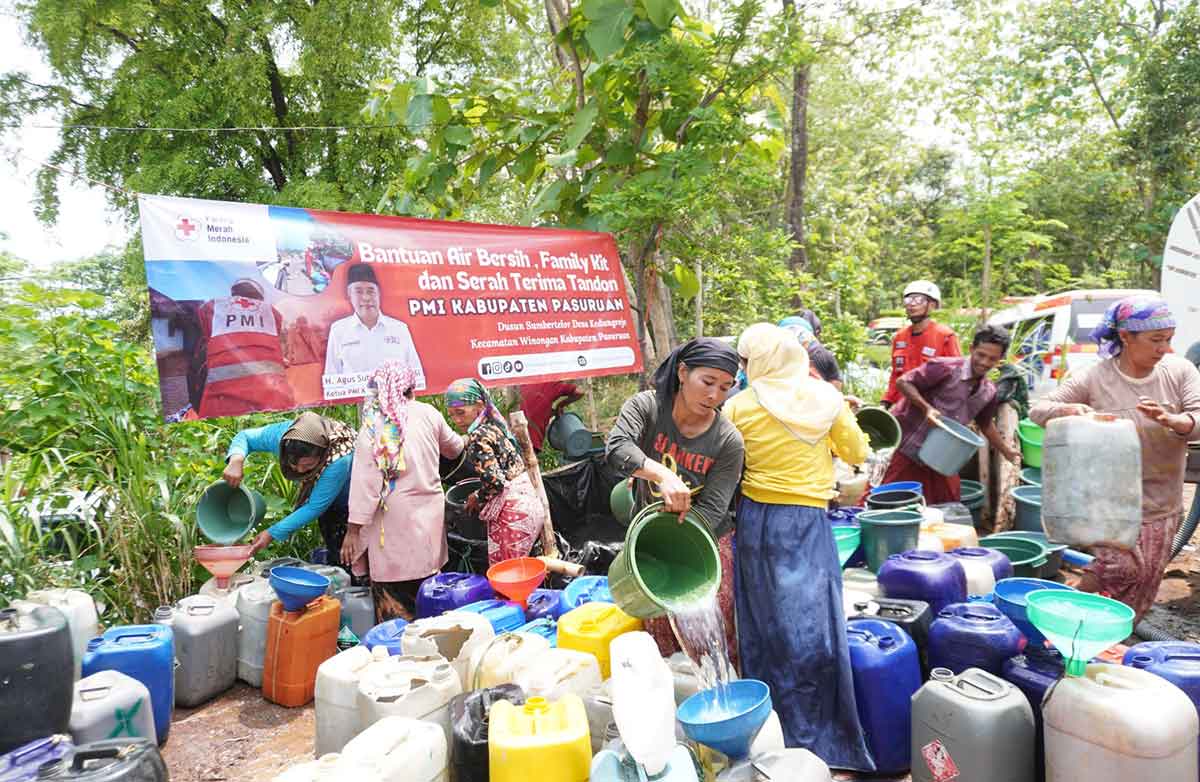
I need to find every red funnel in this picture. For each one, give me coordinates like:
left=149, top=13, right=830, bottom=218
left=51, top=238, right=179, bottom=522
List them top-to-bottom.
left=194, top=544, right=254, bottom=589
left=487, top=557, right=546, bottom=609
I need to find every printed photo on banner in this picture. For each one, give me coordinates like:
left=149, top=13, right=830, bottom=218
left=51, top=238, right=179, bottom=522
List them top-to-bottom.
left=139, top=194, right=642, bottom=422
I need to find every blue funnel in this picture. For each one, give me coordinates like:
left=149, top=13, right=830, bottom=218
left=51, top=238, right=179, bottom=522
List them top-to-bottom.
left=269, top=566, right=330, bottom=612
left=993, top=577, right=1075, bottom=647
left=676, top=679, right=772, bottom=760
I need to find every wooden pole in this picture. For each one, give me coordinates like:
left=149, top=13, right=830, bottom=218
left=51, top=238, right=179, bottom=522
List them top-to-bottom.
left=992, top=402, right=1020, bottom=533
left=508, top=409, right=560, bottom=559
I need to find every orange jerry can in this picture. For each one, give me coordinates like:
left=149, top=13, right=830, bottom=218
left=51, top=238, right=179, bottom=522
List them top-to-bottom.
left=262, top=596, right=340, bottom=707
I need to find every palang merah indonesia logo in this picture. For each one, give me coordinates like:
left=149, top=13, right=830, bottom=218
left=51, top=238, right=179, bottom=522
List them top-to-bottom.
left=174, top=214, right=204, bottom=242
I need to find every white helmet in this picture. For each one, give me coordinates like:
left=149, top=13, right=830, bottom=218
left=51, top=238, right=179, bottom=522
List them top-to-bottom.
left=903, top=280, right=941, bottom=303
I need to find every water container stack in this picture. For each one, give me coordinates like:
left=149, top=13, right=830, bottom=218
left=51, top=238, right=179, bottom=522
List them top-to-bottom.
left=877, top=550, right=967, bottom=614
left=262, top=567, right=341, bottom=708
left=415, top=573, right=495, bottom=619
left=158, top=595, right=239, bottom=707
left=928, top=603, right=1024, bottom=676
left=0, top=605, right=74, bottom=754
left=845, top=619, right=921, bottom=775
left=80, top=624, right=175, bottom=745
left=314, top=645, right=394, bottom=756
left=357, top=654, right=463, bottom=746
left=1043, top=664, right=1198, bottom=780
left=910, top=668, right=1035, bottom=782
left=69, top=670, right=156, bottom=744
left=450, top=685, right=527, bottom=782
left=34, top=739, right=167, bottom=782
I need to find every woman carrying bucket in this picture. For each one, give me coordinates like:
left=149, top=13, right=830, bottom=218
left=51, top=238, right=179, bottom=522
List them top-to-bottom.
left=1030, top=297, right=1200, bottom=620
left=724, top=323, right=873, bottom=770
left=605, top=338, right=745, bottom=665
left=342, top=362, right=464, bottom=621
left=443, top=378, right=546, bottom=565
left=227, top=411, right=356, bottom=567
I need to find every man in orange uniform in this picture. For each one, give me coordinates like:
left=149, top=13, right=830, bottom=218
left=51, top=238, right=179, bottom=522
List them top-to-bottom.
left=194, top=278, right=295, bottom=417
left=881, top=280, right=961, bottom=409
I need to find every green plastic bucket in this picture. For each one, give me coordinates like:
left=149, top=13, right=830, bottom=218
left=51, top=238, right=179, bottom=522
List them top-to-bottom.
left=856, top=406, right=901, bottom=451
left=547, top=411, right=594, bottom=460
left=918, top=417, right=985, bottom=476
left=1017, top=419, right=1045, bottom=468
left=1020, top=467, right=1042, bottom=487
left=610, top=479, right=635, bottom=527
left=960, top=479, right=985, bottom=527
left=196, top=480, right=266, bottom=544
left=1010, top=485, right=1043, bottom=533
left=608, top=503, right=720, bottom=619
left=857, top=509, right=923, bottom=573
left=980, top=535, right=1048, bottom=578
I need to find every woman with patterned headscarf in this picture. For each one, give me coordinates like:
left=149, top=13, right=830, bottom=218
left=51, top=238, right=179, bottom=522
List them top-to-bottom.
left=1031, top=296, right=1200, bottom=620
left=342, top=362, right=464, bottom=621
left=445, top=378, right=547, bottom=565
left=227, top=411, right=357, bottom=567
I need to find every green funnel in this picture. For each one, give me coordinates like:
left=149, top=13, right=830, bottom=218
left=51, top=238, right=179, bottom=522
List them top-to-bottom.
left=196, top=480, right=267, bottom=544
left=608, top=502, right=720, bottom=619
left=833, top=526, right=861, bottom=568
left=1026, top=590, right=1134, bottom=676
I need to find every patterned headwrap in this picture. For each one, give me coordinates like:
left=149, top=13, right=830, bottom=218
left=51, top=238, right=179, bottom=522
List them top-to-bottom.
left=1091, top=296, right=1176, bottom=358
left=369, top=362, right=418, bottom=485
left=445, top=377, right=518, bottom=448
left=279, top=412, right=356, bottom=507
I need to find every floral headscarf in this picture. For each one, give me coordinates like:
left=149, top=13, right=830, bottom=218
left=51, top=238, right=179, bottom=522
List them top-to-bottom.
left=1091, top=296, right=1176, bottom=358
left=369, top=362, right=418, bottom=479
left=445, top=377, right=518, bottom=448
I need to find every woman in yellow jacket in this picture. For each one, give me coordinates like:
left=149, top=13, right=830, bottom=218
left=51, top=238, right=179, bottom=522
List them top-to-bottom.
left=724, top=323, right=873, bottom=771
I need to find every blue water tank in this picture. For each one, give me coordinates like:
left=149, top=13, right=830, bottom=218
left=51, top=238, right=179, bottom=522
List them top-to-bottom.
left=415, top=573, right=494, bottom=618
left=559, top=576, right=612, bottom=613
left=525, top=589, right=564, bottom=621
left=457, top=599, right=525, bottom=633
left=928, top=602, right=1024, bottom=676
left=361, top=618, right=408, bottom=655
left=516, top=618, right=558, bottom=647
left=845, top=619, right=921, bottom=774
left=81, top=625, right=174, bottom=745
left=1002, top=648, right=1065, bottom=782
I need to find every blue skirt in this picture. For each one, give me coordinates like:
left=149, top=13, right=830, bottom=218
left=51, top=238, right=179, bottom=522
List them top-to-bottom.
left=734, top=498, right=874, bottom=772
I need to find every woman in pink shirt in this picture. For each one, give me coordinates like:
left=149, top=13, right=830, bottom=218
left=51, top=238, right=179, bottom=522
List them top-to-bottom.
left=342, top=362, right=464, bottom=621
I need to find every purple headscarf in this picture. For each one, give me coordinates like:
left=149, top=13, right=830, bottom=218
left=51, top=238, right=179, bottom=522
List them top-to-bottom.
left=1091, top=296, right=1176, bottom=357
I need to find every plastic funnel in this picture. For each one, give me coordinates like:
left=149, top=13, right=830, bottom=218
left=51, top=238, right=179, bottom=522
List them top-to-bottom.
left=196, top=480, right=266, bottom=544
left=833, top=526, right=861, bottom=568
left=193, top=544, right=254, bottom=589
left=487, top=557, right=546, bottom=609
left=269, top=566, right=330, bottom=612
left=993, top=578, right=1075, bottom=647
left=1026, top=590, right=1133, bottom=676
left=677, top=679, right=772, bottom=760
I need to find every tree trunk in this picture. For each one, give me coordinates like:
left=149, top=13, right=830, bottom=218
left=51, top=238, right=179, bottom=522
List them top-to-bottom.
left=787, top=62, right=812, bottom=291
left=981, top=220, right=993, bottom=323
left=626, top=241, right=656, bottom=388
left=693, top=258, right=703, bottom=338
left=645, top=260, right=675, bottom=363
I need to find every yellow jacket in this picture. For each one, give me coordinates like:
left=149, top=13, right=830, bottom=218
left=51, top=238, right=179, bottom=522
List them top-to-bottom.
left=723, top=390, right=870, bottom=507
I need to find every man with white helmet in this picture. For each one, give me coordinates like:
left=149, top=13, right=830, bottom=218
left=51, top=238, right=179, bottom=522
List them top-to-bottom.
left=881, top=280, right=961, bottom=409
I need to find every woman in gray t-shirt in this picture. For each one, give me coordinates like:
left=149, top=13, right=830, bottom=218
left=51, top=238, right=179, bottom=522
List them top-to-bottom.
left=606, top=338, right=745, bottom=664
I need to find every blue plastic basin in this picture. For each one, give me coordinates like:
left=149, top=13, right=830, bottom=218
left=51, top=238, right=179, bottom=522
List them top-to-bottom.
left=870, top=481, right=923, bottom=496
left=269, top=566, right=330, bottom=612
left=993, top=577, right=1075, bottom=647
left=677, top=679, right=772, bottom=760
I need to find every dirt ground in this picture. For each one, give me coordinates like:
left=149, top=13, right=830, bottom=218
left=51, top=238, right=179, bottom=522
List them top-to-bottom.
left=163, top=486, right=1200, bottom=782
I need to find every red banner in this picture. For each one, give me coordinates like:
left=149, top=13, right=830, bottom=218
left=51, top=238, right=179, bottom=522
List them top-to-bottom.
left=140, top=195, right=642, bottom=421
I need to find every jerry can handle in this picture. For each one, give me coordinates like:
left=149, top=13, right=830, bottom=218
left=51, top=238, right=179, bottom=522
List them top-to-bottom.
left=187, top=603, right=215, bottom=617
left=954, top=669, right=1006, bottom=697
left=1094, top=671, right=1138, bottom=690
left=78, top=685, right=113, bottom=702
left=72, top=745, right=126, bottom=770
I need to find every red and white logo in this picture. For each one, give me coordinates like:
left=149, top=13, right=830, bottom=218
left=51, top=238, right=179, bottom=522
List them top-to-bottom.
left=175, top=215, right=202, bottom=241
left=921, top=739, right=960, bottom=782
